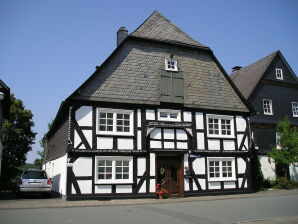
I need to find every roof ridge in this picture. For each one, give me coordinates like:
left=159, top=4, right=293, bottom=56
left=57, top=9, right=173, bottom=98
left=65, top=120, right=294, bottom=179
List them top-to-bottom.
left=130, top=11, right=208, bottom=49
left=233, top=50, right=278, bottom=75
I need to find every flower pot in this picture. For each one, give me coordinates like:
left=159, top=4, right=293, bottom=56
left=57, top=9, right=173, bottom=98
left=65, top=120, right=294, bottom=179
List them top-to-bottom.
left=158, top=194, right=163, bottom=199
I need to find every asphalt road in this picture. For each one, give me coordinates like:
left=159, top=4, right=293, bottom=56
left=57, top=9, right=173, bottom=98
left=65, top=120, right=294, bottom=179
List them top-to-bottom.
left=1, top=192, right=298, bottom=224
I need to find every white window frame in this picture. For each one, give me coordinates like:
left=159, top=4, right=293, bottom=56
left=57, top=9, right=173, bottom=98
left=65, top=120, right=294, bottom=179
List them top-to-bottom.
left=165, top=58, right=178, bottom=72
left=276, top=68, right=283, bottom=80
left=263, top=99, right=273, bottom=115
left=292, top=102, right=298, bottom=117
left=96, top=108, right=134, bottom=136
left=158, top=109, right=181, bottom=122
left=206, top=114, right=235, bottom=138
left=276, top=132, right=281, bottom=149
left=95, top=156, right=133, bottom=184
left=207, top=157, right=236, bottom=181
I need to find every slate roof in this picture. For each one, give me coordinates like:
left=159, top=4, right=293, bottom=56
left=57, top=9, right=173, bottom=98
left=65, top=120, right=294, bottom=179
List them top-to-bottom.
left=68, top=11, right=251, bottom=113
left=130, top=11, right=209, bottom=49
left=230, top=51, right=278, bottom=99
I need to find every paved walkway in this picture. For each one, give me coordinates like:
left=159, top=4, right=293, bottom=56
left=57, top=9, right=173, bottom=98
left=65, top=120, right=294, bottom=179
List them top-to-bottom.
left=0, top=189, right=297, bottom=210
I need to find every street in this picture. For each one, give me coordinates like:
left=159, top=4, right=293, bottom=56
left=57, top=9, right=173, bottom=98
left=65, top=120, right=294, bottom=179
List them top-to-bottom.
left=0, top=190, right=298, bottom=224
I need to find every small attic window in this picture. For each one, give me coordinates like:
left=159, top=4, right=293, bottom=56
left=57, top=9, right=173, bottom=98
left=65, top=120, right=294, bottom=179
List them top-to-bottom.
left=165, top=58, right=178, bottom=71
left=276, top=68, right=283, bottom=80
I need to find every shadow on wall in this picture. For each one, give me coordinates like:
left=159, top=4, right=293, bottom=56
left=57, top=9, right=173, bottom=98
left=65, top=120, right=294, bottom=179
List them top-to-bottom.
left=52, top=174, right=61, bottom=193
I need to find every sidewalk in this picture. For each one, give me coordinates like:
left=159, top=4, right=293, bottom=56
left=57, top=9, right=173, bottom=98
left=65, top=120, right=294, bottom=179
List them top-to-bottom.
left=0, top=189, right=297, bottom=210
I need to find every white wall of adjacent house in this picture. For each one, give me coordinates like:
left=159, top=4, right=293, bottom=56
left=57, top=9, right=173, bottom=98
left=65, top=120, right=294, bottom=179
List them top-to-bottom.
left=43, top=154, right=68, bottom=196
left=259, top=155, right=276, bottom=179
left=290, top=163, right=298, bottom=183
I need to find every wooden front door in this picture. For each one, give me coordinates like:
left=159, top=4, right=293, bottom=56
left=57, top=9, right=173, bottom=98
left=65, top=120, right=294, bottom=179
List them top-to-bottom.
left=156, top=156, right=184, bottom=197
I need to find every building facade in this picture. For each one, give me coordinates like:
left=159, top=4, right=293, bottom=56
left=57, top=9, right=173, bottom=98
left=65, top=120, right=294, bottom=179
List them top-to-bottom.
left=44, top=11, right=254, bottom=200
left=231, top=51, right=298, bottom=181
left=0, top=80, right=10, bottom=180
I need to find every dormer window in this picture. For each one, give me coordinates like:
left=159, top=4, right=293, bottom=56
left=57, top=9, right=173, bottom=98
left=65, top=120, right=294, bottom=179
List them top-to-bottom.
left=165, top=58, right=178, bottom=71
left=276, top=68, right=283, bottom=80
left=158, top=109, right=181, bottom=122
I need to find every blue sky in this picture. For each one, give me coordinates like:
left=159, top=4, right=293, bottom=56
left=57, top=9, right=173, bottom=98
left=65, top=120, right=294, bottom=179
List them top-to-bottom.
left=1, top=0, right=297, bottom=163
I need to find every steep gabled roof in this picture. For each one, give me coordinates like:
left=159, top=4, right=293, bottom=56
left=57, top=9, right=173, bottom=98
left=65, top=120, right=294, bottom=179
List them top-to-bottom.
left=65, top=11, right=251, bottom=113
left=130, top=11, right=209, bottom=49
left=230, top=51, right=278, bottom=99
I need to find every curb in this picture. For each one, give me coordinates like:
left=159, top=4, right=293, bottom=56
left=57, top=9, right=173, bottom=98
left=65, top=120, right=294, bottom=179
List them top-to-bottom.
left=0, top=189, right=297, bottom=210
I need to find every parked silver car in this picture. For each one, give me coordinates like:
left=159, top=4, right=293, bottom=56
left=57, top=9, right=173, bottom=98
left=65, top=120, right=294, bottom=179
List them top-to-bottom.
left=17, top=169, right=52, bottom=197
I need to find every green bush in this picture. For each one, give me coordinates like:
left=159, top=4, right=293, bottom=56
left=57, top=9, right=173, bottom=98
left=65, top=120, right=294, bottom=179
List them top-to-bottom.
left=262, top=177, right=298, bottom=190
left=272, top=177, right=294, bottom=189
left=262, top=179, right=273, bottom=189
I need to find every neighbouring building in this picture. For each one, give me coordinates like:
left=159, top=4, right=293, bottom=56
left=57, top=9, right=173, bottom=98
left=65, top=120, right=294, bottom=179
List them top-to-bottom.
left=44, top=11, right=254, bottom=200
left=231, top=51, right=298, bottom=182
left=0, top=80, right=10, bottom=180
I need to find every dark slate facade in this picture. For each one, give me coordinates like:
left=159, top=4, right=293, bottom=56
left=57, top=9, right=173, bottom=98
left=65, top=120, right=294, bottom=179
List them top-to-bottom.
left=232, top=51, right=298, bottom=154
left=0, top=80, right=10, bottom=179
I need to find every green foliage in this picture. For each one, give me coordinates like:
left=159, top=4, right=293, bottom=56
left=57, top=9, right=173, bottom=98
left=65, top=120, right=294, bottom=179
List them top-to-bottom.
left=2, top=94, right=36, bottom=180
left=268, top=117, right=298, bottom=178
left=32, top=120, right=53, bottom=169
left=251, top=147, right=264, bottom=191
left=32, top=151, right=44, bottom=169
left=263, top=177, right=298, bottom=190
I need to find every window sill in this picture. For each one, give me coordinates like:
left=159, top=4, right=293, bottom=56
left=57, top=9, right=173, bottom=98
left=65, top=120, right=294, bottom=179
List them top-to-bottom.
left=263, top=113, right=273, bottom=116
left=96, top=132, right=134, bottom=136
left=207, top=135, right=235, bottom=139
left=208, top=179, right=237, bottom=182
left=94, top=182, right=134, bottom=185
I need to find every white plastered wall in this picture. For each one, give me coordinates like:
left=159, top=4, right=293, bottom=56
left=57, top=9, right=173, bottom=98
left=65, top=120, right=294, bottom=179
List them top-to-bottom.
left=43, top=154, right=68, bottom=196
left=259, top=155, right=276, bottom=179
left=290, top=163, right=298, bottom=183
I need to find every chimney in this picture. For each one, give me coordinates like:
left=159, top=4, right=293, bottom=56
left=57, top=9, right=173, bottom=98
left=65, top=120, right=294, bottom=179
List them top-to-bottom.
left=117, top=27, right=128, bottom=46
left=232, top=66, right=242, bottom=72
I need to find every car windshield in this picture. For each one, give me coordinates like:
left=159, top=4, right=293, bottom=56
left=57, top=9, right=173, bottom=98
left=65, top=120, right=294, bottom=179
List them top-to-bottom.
left=22, top=171, right=47, bottom=179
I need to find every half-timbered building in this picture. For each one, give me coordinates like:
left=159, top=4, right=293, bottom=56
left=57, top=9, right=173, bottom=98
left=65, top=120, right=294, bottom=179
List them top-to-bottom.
left=44, top=11, right=254, bottom=200
left=231, top=51, right=298, bottom=182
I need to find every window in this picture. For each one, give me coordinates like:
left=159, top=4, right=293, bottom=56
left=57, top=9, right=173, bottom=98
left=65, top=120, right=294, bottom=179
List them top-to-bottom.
left=165, top=58, right=178, bottom=71
left=276, top=68, right=283, bottom=80
left=263, top=99, right=273, bottom=115
left=292, top=102, right=298, bottom=117
left=97, top=108, right=133, bottom=135
left=158, top=109, right=181, bottom=122
left=207, top=115, right=234, bottom=137
left=276, top=132, right=281, bottom=149
left=95, top=156, right=133, bottom=184
left=208, top=158, right=235, bottom=181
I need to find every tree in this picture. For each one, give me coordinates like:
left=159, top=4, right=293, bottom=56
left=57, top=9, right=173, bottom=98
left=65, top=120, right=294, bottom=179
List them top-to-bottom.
left=2, top=94, right=36, bottom=180
left=268, top=117, right=298, bottom=179
left=33, top=120, right=53, bottom=169
left=251, top=144, right=264, bottom=191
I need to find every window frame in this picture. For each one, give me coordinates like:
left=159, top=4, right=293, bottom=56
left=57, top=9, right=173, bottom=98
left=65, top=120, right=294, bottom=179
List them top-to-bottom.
left=165, top=58, right=178, bottom=72
left=276, top=68, right=283, bottom=80
left=263, top=99, right=273, bottom=115
left=292, top=102, right=298, bottom=117
left=96, top=108, right=134, bottom=136
left=158, top=109, right=181, bottom=122
left=206, top=114, right=235, bottom=138
left=95, top=156, right=133, bottom=184
left=207, top=157, right=236, bottom=181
